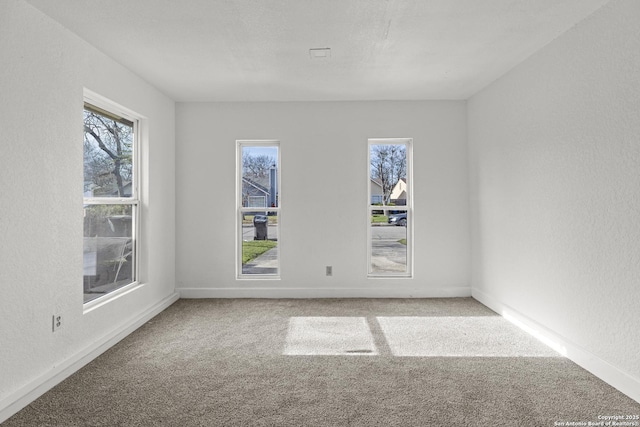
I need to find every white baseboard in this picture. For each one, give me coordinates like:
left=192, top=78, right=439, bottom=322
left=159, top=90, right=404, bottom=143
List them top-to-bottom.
left=179, top=286, right=472, bottom=299
left=473, top=288, right=640, bottom=404
left=0, top=292, right=180, bottom=424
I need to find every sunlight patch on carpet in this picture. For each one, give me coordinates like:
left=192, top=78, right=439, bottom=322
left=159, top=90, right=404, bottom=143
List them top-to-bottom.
left=376, top=316, right=562, bottom=357
left=284, top=317, right=378, bottom=356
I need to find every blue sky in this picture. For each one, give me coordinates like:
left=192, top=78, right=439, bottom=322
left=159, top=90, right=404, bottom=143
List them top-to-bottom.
left=242, top=146, right=278, bottom=163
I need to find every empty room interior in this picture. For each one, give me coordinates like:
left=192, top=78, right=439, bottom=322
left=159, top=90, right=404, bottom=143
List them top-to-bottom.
left=1, top=0, right=639, bottom=425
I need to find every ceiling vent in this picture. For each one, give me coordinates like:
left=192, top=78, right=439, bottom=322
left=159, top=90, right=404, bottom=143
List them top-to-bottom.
left=309, top=48, right=331, bottom=59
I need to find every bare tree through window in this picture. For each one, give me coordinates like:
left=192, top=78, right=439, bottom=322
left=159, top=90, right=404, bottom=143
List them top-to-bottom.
left=370, top=144, right=406, bottom=206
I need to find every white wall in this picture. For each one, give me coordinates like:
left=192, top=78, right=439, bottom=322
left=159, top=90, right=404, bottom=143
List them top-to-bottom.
left=0, top=0, right=176, bottom=419
left=468, top=0, right=640, bottom=401
left=176, top=101, right=469, bottom=297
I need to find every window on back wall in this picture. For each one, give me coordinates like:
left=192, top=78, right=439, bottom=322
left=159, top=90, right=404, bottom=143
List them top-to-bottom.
left=83, top=97, right=139, bottom=304
left=368, top=139, right=413, bottom=277
left=237, top=141, right=280, bottom=279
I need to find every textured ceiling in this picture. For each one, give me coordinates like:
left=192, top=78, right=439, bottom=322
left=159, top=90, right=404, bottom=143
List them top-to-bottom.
left=25, top=0, right=610, bottom=101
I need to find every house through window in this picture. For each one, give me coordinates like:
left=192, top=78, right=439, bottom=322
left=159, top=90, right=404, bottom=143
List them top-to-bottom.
left=83, top=97, right=139, bottom=303
left=237, top=141, right=280, bottom=278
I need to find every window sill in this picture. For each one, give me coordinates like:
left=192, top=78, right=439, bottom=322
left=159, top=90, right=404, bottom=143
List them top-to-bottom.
left=236, top=275, right=281, bottom=281
left=83, top=281, right=143, bottom=314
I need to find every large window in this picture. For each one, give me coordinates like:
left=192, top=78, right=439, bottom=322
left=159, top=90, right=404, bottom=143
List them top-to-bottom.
left=83, top=97, right=139, bottom=303
left=368, top=139, right=412, bottom=277
left=237, top=141, right=280, bottom=278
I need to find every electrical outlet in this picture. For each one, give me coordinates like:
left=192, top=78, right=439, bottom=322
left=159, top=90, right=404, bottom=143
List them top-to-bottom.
left=326, top=266, right=332, bottom=276
left=52, top=315, right=62, bottom=332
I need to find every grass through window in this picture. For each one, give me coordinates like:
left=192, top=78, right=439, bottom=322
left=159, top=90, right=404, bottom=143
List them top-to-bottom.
left=371, top=214, right=388, bottom=223
left=242, top=240, right=277, bottom=264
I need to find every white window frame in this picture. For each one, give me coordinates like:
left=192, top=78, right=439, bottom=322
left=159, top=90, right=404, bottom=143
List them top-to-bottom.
left=83, top=90, right=141, bottom=309
left=367, top=138, right=413, bottom=278
left=236, top=140, right=281, bottom=280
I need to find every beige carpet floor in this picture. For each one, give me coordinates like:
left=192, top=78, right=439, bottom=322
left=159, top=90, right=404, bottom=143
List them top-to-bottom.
left=5, top=298, right=639, bottom=426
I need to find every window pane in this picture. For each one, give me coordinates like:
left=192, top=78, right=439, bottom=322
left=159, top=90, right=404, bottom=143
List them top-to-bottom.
left=84, top=105, right=134, bottom=198
left=369, top=140, right=410, bottom=277
left=370, top=144, right=407, bottom=206
left=241, top=146, right=279, bottom=208
left=83, top=204, right=135, bottom=303
left=370, top=209, right=408, bottom=274
left=241, top=211, right=278, bottom=275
